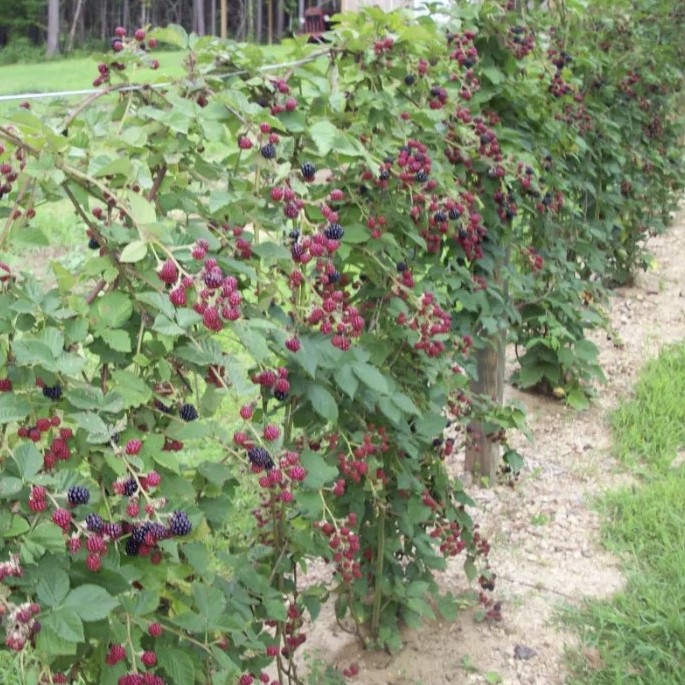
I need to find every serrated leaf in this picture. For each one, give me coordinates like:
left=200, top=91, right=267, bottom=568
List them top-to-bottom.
left=308, top=120, right=339, bottom=156
left=119, top=240, right=148, bottom=263
left=96, top=292, right=133, bottom=328
left=153, top=314, right=185, bottom=336
left=105, top=329, right=132, bottom=353
left=353, top=362, right=389, bottom=394
left=333, top=365, right=358, bottom=399
left=110, top=370, right=152, bottom=408
left=306, top=384, right=338, bottom=422
left=566, top=389, right=590, bottom=410
left=0, top=394, right=31, bottom=423
left=13, top=442, right=43, bottom=480
left=300, top=450, right=338, bottom=489
left=37, top=568, right=70, bottom=607
left=64, top=585, right=119, bottom=621
left=42, top=607, right=84, bottom=643
left=159, top=647, right=195, bottom=685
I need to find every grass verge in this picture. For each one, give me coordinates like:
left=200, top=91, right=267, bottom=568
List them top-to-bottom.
left=566, top=344, right=685, bottom=685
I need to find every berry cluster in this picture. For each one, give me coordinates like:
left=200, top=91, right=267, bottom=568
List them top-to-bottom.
left=396, top=292, right=451, bottom=357
left=250, top=366, right=290, bottom=401
left=315, top=513, right=361, bottom=584
left=1, top=601, right=41, bottom=651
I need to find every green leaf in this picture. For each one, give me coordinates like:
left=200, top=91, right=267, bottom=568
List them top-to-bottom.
left=482, top=66, right=505, bottom=85
left=308, top=120, right=339, bottom=156
left=127, top=191, right=157, bottom=225
left=119, top=240, right=148, bottom=263
left=96, top=292, right=133, bottom=328
left=153, top=314, right=186, bottom=336
left=104, top=329, right=132, bottom=353
left=353, top=362, right=389, bottom=394
left=516, top=364, right=545, bottom=389
left=333, top=365, right=358, bottom=399
left=111, top=370, right=152, bottom=408
left=306, top=384, right=338, bottom=422
left=566, top=389, right=590, bottom=411
left=392, top=393, right=420, bottom=415
left=0, top=394, right=31, bottom=424
left=71, top=412, right=111, bottom=443
left=13, top=442, right=43, bottom=480
left=300, top=450, right=338, bottom=489
left=0, top=477, right=23, bottom=499
left=26, top=522, right=66, bottom=554
left=37, top=568, right=70, bottom=607
left=64, top=585, right=119, bottom=621
left=42, top=607, right=84, bottom=643
left=159, top=647, right=195, bottom=685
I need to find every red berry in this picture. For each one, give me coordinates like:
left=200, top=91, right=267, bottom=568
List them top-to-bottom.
left=114, top=26, right=127, bottom=37
left=134, top=29, right=146, bottom=41
left=148, top=37, right=158, bottom=48
left=113, top=40, right=123, bottom=52
left=238, top=137, right=253, bottom=150
left=158, top=259, right=178, bottom=285
left=285, top=337, right=301, bottom=352
left=0, top=379, right=12, bottom=391
left=240, top=405, right=254, bottom=420
left=50, top=415, right=61, bottom=426
left=263, top=424, right=280, bottom=441
left=29, top=429, right=41, bottom=442
left=125, top=439, right=142, bottom=455
left=146, top=471, right=161, bottom=487
left=51, top=508, right=71, bottom=531
left=86, top=553, right=102, bottom=572
left=148, top=622, right=163, bottom=637
left=106, top=644, right=126, bottom=665
left=141, top=651, right=157, bottom=667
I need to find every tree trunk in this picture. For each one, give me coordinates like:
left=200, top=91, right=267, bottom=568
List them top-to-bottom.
left=46, top=0, right=60, bottom=56
left=67, top=0, right=86, bottom=53
left=123, top=0, right=130, bottom=30
left=194, top=0, right=206, bottom=34
left=210, top=0, right=217, bottom=34
left=220, top=0, right=227, bottom=37
left=256, top=0, right=263, bottom=42
left=276, top=0, right=284, bottom=38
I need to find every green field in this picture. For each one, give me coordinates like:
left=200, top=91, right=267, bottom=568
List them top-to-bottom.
left=0, top=51, right=186, bottom=97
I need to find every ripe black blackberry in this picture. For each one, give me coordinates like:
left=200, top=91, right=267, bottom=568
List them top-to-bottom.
left=404, top=74, right=416, bottom=86
left=260, top=143, right=277, bottom=159
left=301, top=162, right=316, bottom=179
left=379, top=169, right=390, bottom=181
left=415, top=170, right=428, bottom=183
left=448, top=208, right=462, bottom=220
left=433, top=211, right=447, bottom=223
left=323, top=223, right=344, bottom=240
left=288, top=229, right=300, bottom=244
left=88, top=238, right=100, bottom=250
left=396, top=262, right=407, bottom=273
left=328, top=271, right=341, bottom=285
left=42, top=385, right=62, bottom=401
left=274, top=389, right=288, bottom=401
left=179, top=403, right=198, bottom=422
left=247, top=446, right=274, bottom=470
left=122, top=478, right=138, bottom=496
left=67, top=486, right=90, bottom=506
left=168, top=511, right=192, bottom=536
left=86, top=513, right=104, bottom=532
left=102, top=522, right=123, bottom=539
left=125, top=537, right=141, bottom=556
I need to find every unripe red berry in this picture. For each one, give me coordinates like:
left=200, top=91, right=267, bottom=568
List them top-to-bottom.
left=114, top=26, right=127, bottom=37
left=134, top=29, right=145, bottom=41
left=148, top=37, right=158, bottom=48
left=239, top=405, right=254, bottom=420
left=263, top=424, right=280, bottom=441
left=125, top=439, right=142, bottom=455
left=148, top=622, right=163, bottom=637
left=141, top=651, right=157, bottom=667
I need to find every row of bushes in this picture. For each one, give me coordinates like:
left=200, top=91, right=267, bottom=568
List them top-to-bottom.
left=0, top=1, right=682, bottom=683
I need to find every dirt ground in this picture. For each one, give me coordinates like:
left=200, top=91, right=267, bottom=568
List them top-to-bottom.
left=302, top=214, right=685, bottom=685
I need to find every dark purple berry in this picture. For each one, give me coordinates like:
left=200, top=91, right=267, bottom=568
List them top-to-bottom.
left=404, top=74, right=416, bottom=86
left=260, top=143, right=277, bottom=159
left=300, top=162, right=316, bottom=179
left=415, top=170, right=428, bottom=183
left=448, top=208, right=462, bottom=220
left=433, top=211, right=447, bottom=223
left=323, top=223, right=344, bottom=240
left=88, top=238, right=100, bottom=250
left=396, top=262, right=407, bottom=272
left=204, top=267, right=223, bottom=289
left=327, top=271, right=341, bottom=284
left=42, top=385, right=62, bottom=401
left=154, top=400, right=174, bottom=415
left=179, top=403, right=198, bottom=422
left=247, top=446, right=274, bottom=470
left=122, top=479, right=138, bottom=497
left=67, top=486, right=90, bottom=506
left=168, top=511, right=192, bottom=536
left=86, top=513, right=104, bottom=532
left=102, top=522, right=123, bottom=539
left=125, top=537, right=140, bottom=556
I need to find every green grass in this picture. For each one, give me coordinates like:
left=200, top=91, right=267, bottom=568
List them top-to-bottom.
left=0, top=51, right=186, bottom=97
left=566, top=344, right=685, bottom=685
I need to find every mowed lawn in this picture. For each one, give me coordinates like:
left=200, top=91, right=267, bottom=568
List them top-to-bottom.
left=0, top=50, right=187, bottom=97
